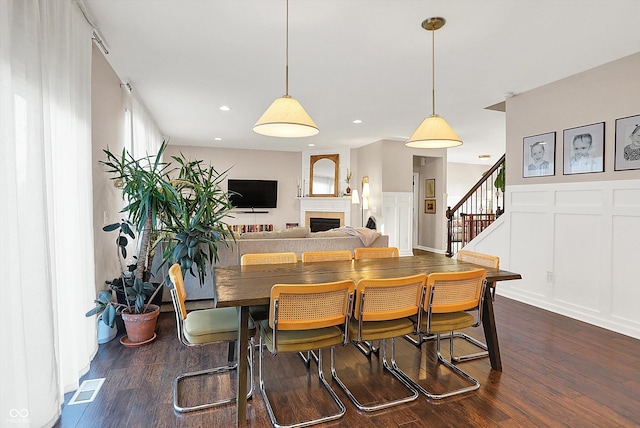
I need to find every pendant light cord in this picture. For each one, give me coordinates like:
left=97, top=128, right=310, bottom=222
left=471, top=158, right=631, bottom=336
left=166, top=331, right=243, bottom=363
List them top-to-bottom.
left=285, top=0, right=289, bottom=96
left=431, top=26, right=436, bottom=116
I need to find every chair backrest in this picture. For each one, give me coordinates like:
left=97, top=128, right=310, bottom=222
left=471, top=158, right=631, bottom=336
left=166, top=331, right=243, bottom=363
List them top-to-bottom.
left=354, top=247, right=399, bottom=260
left=302, top=250, right=353, bottom=263
left=456, top=250, right=499, bottom=269
left=241, top=252, right=298, bottom=265
left=169, top=263, right=187, bottom=321
left=425, top=268, right=487, bottom=314
left=353, top=274, right=426, bottom=322
left=269, top=280, right=355, bottom=332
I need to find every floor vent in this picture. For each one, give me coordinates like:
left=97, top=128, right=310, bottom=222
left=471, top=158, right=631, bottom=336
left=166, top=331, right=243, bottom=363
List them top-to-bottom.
left=68, top=378, right=105, bottom=405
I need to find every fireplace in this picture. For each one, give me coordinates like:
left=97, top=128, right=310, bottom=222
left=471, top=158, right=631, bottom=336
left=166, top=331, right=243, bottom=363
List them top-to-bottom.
left=298, top=197, right=351, bottom=228
left=309, top=217, right=341, bottom=232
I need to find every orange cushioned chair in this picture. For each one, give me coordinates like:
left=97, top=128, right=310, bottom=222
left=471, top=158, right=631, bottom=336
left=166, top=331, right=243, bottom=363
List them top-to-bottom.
left=354, top=246, right=399, bottom=260
left=302, top=250, right=353, bottom=263
left=240, top=252, right=298, bottom=324
left=168, top=263, right=254, bottom=413
left=400, top=268, right=487, bottom=400
left=332, top=274, right=426, bottom=411
left=259, top=280, right=355, bottom=427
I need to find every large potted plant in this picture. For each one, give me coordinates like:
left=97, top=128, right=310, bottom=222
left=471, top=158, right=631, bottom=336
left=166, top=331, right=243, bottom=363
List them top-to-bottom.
left=87, top=142, right=236, bottom=345
left=87, top=142, right=177, bottom=345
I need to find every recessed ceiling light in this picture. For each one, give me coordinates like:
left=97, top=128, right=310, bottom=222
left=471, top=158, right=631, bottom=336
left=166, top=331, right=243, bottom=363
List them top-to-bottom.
left=219, top=106, right=230, bottom=111
left=353, top=119, right=362, bottom=124
left=214, top=137, right=222, bottom=141
left=308, top=143, right=315, bottom=147
left=478, top=154, right=491, bottom=159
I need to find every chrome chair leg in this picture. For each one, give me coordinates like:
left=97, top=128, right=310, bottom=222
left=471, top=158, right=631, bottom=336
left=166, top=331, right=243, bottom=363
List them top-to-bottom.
left=404, top=331, right=488, bottom=363
left=394, top=334, right=480, bottom=400
left=174, top=338, right=254, bottom=413
left=260, top=339, right=346, bottom=428
left=298, top=350, right=319, bottom=367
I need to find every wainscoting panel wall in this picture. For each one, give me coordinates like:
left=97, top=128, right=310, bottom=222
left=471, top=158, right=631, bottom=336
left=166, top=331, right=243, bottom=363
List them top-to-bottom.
left=495, top=179, right=640, bottom=340
left=381, top=192, right=413, bottom=257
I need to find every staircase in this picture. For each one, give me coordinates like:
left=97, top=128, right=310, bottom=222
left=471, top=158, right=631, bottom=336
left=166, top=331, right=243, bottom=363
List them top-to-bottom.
left=446, top=155, right=505, bottom=257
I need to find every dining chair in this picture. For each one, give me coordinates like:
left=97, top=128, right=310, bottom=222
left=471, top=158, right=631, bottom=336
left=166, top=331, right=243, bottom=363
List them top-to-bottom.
left=353, top=246, right=399, bottom=356
left=354, top=246, right=399, bottom=260
left=451, top=249, right=500, bottom=362
left=456, top=249, right=499, bottom=299
left=302, top=250, right=353, bottom=263
left=240, top=252, right=298, bottom=324
left=168, top=263, right=254, bottom=413
left=400, top=268, right=487, bottom=399
left=332, top=274, right=426, bottom=411
left=258, top=280, right=355, bottom=428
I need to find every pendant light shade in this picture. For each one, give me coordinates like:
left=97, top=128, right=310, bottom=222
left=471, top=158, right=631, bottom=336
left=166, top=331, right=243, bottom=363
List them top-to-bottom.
left=253, top=0, right=318, bottom=138
left=406, top=17, right=462, bottom=149
left=253, top=96, right=319, bottom=137
left=405, top=115, right=462, bottom=148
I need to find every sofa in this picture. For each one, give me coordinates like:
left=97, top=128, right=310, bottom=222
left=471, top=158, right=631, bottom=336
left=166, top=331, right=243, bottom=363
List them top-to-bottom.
left=157, top=226, right=389, bottom=301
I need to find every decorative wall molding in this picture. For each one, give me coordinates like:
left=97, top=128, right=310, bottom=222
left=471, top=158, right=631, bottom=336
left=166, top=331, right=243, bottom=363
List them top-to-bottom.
left=474, top=179, right=640, bottom=340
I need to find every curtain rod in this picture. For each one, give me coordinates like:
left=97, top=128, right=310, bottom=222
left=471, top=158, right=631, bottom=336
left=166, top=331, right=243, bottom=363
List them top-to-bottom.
left=75, top=0, right=109, bottom=54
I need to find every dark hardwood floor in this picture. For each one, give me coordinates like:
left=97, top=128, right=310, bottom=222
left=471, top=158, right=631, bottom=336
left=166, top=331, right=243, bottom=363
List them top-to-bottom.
left=56, top=283, right=640, bottom=427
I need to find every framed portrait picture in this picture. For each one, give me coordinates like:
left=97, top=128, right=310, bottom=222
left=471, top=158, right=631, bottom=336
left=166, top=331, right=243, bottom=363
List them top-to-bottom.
left=614, top=114, right=640, bottom=171
left=563, top=122, right=605, bottom=175
left=522, top=132, right=555, bottom=178
left=425, top=179, right=435, bottom=198
left=424, top=199, right=436, bottom=214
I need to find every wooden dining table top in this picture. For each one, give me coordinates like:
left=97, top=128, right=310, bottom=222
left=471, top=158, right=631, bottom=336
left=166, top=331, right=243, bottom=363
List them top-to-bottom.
left=214, top=252, right=522, bottom=308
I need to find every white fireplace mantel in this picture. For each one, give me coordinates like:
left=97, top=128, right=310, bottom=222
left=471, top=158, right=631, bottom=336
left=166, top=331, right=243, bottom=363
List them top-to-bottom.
left=298, top=197, right=352, bottom=227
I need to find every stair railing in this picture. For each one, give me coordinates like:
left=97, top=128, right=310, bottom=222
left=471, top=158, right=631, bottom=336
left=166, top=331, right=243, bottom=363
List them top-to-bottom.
left=446, top=155, right=505, bottom=257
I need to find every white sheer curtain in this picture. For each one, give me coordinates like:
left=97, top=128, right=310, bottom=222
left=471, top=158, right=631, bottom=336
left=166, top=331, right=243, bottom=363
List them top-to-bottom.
left=0, top=1, right=94, bottom=427
left=132, top=93, right=163, bottom=157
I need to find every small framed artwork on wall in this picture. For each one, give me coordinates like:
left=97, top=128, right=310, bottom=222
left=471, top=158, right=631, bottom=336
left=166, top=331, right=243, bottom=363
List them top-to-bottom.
left=614, top=114, right=640, bottom=171
left=563, top=122, right=605, bottom=175
left=522, top=132, right=555, bottom=177
left=425, top=179, right=435, bottom=198
left=424, top=199, right=436, bottom=214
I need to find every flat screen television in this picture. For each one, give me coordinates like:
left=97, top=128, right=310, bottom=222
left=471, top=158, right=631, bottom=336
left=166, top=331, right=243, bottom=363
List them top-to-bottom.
left=228, top=179, right=278, bottom=209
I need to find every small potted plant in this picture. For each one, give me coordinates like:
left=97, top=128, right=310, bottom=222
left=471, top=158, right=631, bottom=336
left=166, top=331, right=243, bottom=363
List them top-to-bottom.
left=345, top=169, right=352, bottom=195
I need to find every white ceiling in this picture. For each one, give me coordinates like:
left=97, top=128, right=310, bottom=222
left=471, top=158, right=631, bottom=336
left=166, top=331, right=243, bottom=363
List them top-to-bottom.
left=81, top=0, right=640, bottom=164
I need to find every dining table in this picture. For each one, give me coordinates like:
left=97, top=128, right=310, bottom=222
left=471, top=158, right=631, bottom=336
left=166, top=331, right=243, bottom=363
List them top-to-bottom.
left=213, top=252, right=522, bottom=427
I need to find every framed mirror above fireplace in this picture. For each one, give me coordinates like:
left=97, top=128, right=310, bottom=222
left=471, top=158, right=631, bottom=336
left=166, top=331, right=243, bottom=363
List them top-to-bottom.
left=309, top=154, right=339, bottom=197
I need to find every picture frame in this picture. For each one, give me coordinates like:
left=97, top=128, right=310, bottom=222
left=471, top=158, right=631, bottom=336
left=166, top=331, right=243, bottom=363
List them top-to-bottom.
left=614, top=114, right=640, bottom=171
left=563, top=122, right=605, bottom=175
left=522, top=132, right=556, bottom=178
left=425, top=179, right=435, bottom=198
left=424, top=199, right=436, bottom=214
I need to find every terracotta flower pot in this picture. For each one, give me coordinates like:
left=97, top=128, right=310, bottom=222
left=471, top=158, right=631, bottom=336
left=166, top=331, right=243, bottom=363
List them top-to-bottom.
left=121, top=304, right=160, bottom=344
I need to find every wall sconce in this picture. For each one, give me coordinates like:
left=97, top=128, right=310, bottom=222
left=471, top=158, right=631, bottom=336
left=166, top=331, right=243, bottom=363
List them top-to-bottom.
left=361, top=176, right=370, bottom=210
left=351, top=189, right=360, bottom=205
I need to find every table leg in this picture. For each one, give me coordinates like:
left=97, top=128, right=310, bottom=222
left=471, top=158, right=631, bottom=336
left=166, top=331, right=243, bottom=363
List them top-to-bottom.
left=481, top=281, right=502, bottom=371
left=236, top=306, right=249, bottom=427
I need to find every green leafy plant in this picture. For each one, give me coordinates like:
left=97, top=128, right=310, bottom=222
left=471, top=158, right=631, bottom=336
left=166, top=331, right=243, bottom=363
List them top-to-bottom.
left=100, top=141, right=178, bottom=279
left=87, top=144, right=235, bottom=329
left=157, top=154, right=235, bottom=286
left=494, top=162, right=505, bottom=193
left=86, top=221, right=164, bottom=326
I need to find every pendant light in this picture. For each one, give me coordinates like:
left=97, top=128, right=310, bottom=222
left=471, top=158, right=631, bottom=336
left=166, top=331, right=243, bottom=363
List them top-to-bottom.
left=253, top=0, right=319, bottom=138
left=405, top=17, right=462, bottom=149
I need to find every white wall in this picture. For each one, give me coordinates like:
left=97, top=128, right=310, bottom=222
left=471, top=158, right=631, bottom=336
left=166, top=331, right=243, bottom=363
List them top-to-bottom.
left=91, top=45, right=130, bottom=292
left=466, top=52, right=640, bottom=339
left=164, top=145, right=302, bottom=230
left=415, top=156, right=445, bottom=249
left=447, top=162, right=492, bottom=209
